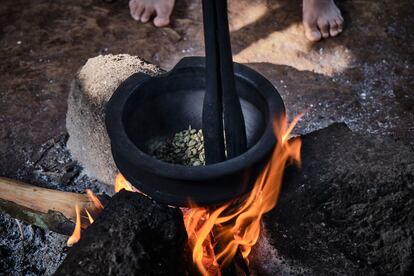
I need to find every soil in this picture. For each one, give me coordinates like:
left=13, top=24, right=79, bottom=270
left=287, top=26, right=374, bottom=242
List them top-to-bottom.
left=0, top=0, right=413, bottom=275
left=1, top=0, right=413, bottom=179
left=0, top=135, right=112, bottom=275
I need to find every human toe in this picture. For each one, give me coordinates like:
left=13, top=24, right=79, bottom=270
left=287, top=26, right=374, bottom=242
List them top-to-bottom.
left=129, top=0, right=143, bottom=21
left=153, top=5, right=172, bottom=27
left=141, top=7, right=154, bottom=23
left=154, top=16, right=170, bottom=27
left=336, top=17, right=344, bottom=33
left=317, top=18, right=330, bottom=38
left=329, top=20, right=340, bottom=36
left=304, top=21, right=322, bottom=42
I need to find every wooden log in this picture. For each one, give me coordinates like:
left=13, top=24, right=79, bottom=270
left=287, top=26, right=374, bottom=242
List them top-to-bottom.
left=0, top=177, right=108, bottom=235
left=55, top=190, right=187, bottom=276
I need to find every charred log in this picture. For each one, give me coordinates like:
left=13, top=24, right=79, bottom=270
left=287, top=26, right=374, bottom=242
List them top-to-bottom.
left=55, top=190, right=187, bottom=276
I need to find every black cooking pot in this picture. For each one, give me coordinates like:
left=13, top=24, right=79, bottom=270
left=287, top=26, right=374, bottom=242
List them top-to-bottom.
left=105, top=57, right=284, bottom=207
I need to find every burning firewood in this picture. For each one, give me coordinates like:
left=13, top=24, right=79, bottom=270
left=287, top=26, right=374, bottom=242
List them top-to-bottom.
left=0, top=177, right=108, bottom=235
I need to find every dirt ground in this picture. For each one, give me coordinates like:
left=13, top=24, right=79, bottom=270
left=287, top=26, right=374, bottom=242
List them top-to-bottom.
left=0, top=0, right=413, bottom=179
left=0, top=0, right=413, bottom=274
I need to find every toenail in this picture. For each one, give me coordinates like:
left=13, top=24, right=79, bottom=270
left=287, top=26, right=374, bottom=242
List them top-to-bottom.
left=310, top=31, right=321, bottom=41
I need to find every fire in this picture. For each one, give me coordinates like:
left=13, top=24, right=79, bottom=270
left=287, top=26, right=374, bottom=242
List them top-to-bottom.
left=66, top=113, right=302, bottom=272
left=184, top=113, right=302, bottom=274
left=114, top=173, right=134, bottom=192
left=67, top=174, right=134, bottom=246
left=86, top=189, right=104, bottom=210
left=66, top=190, right=104, bottom=246
left=67, top=204, right=81, bottom=246
left=184, top=206, right=226, bottom=275
left=85, top=209, right=94, bottom=224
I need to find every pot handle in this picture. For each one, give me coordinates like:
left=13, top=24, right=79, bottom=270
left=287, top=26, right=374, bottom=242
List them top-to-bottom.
left=171, top=56, right=205, bottom=72
left=123, top=73, right=152, bottom=90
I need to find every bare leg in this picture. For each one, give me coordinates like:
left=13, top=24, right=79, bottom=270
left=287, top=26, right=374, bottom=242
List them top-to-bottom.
left=129, top=0, right=175, bottom=27
left=303, top=0, right=344, bottom=41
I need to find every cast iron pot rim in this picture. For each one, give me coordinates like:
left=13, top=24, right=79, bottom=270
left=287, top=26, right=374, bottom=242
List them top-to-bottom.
left=106, top=56, right=285, bottom=181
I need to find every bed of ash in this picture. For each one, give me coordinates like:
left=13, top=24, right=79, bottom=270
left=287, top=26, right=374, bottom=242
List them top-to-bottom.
left=0, top=135, right=112, bottom=275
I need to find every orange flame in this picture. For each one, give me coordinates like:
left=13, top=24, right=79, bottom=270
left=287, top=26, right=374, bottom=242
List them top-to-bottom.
left=66, top=113, right=302, bottom=267
left=184, top=113, right=303, bottom=274
left=66, top=173, right=135, bottom=247
left=115, top=173, right=134, bottom=193
left=86, top=189, right=104, bottom=210
left=67, top=190, right=104, bottom=246
left=67, top=204, right=81, bottom=246
left=184, top=206, right=225, bottom=275
left=85, top=209, right=94, bottom=224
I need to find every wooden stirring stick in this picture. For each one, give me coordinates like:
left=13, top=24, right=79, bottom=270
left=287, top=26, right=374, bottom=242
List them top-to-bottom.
left=202, top=0, right=247, bottom=164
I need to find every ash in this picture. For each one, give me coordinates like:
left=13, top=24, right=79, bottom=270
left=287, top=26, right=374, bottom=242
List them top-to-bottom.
left=0, top=134, right=112, bottom=275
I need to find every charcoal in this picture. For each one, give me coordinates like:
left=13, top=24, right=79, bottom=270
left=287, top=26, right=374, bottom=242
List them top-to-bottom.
left=262, top=123, right=414, bottom=275
left=55, top=190, right=187, bottom=276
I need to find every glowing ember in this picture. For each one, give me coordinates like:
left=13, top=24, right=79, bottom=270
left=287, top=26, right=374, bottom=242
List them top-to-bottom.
left=184, top=113, right=302, bottom=274
left=115, top=173, right=134, bottom=192
left=67, top=204, right=81, bottom=246
left=183, top=205, right=225, bottom=275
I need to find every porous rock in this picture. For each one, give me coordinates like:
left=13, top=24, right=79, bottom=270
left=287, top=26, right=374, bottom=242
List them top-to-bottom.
left=66, top=54, right=162, bottom=185
left=261, top=123, right=414, bottom=275
left=55, top=190, right=187, bottom=275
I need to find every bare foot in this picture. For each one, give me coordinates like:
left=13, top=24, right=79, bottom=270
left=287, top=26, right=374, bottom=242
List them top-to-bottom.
left=129, top=0, right=175, bottom=27
left=303, top=0, right=344, bottom=42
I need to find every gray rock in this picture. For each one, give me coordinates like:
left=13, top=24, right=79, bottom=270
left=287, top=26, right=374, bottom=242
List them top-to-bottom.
left=66, top=54, right=162, bottom=186
left=262, top=123, right=414, bottom=275
left=55, top=190, right=187, bottom=276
